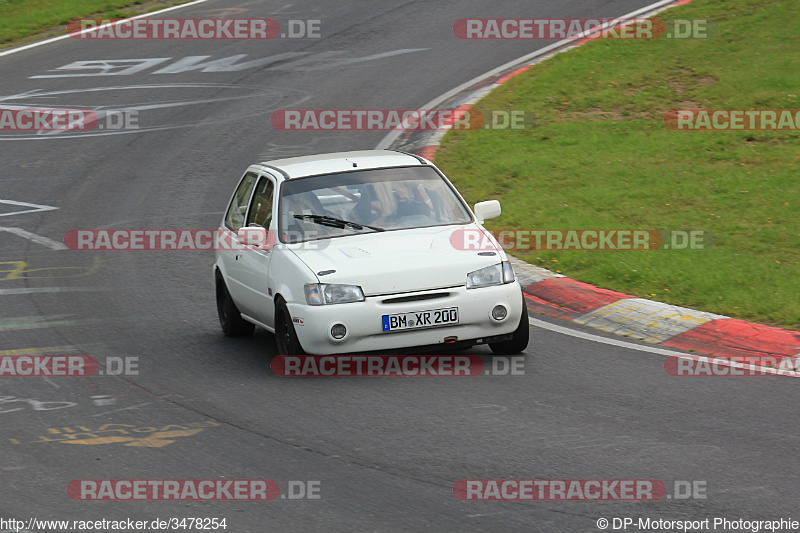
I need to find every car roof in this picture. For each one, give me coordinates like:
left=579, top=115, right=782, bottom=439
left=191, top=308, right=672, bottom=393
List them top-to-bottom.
left=255, top=150, right=426, bottom=180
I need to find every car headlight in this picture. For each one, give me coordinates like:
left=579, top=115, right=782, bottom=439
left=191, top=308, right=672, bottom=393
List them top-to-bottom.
left=466, top=261, right=515, bottom=289
left=304, top=283, right=365, bottom=305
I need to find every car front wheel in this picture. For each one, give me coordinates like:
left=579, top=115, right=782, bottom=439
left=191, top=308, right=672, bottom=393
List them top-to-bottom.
left=216, top=275, right=255, bottom=337
left=489, top=293, right=529, bottom=355
left=275, top=299, right=306, bottom=356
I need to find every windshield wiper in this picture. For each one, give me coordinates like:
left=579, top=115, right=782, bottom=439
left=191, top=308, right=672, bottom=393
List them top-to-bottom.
left=293, top=214, right=384, bottom=232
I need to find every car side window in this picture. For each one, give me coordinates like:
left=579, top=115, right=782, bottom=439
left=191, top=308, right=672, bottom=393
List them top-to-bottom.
left=225, top=172, right=258, bottom=231
left=246, top=176, right=275, bottom=229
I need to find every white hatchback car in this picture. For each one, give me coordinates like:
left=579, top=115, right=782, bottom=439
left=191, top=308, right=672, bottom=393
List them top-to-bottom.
left=214, top=150, right=528, bottom=356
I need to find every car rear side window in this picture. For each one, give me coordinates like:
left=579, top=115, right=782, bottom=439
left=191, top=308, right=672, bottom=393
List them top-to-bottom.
left=225, top=172, right=258, bottom=231
left=247, top=177, right=275, bottom=229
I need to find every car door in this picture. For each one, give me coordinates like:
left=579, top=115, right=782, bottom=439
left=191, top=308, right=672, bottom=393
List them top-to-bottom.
left=219, top=171, right=259, bottom=307
left=235, top=173, right=277, bottom=327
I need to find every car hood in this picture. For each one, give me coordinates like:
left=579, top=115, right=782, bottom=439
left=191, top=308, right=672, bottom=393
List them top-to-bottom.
left=288, top=224, right=503, bottom=296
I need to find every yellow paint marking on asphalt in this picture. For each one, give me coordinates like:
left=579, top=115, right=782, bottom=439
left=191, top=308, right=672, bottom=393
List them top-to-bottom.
left=196, top=7, right=248, bottom=15
left=0, top=257, right=103, bottom=281
left=0, top=261, right=27, bottom=280
left=0, top=286, right=103, bottom=295
left=574, top=298, right=724, bottom=343
left=583, top=300, right=714, bottom=326
left=590, top=300, right=646, bottom=319
left=642, top=312, right=709, bottom=329
left=0, top=346, right=80, bottom=356
left=11, top=421, right=220, bottom=449
left=61, top=436, right=134, bottom=446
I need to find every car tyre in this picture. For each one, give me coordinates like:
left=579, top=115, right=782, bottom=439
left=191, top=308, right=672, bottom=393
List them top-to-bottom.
left=216, top=275, right=255, bottom=337
left=489, top=293, right=529, bottom=355
left=275, top=298, right=306, bottom=356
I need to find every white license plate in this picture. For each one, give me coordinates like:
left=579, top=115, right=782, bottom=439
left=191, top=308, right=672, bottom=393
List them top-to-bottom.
left=382, top=307, right=459, bottom=332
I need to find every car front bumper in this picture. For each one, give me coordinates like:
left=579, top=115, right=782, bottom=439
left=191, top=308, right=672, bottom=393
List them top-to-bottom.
left=286, top=282, right=524, bottom=355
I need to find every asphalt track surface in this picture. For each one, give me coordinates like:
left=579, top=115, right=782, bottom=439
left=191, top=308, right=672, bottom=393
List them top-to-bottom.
left=0, top=1, right=797, bottom=531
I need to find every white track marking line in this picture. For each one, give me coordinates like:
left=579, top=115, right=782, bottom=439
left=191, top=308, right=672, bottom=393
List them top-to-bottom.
left=0, top=0, right=210, bottom=58
left=376, top=0, right=679, bottom=150
left=0, top=199, right=58, bottom=217
left=0, top=227, right=67, bottom=250
left=0, top=315, right=97, bottom=331
left=528, top=316, right=800, bottom=378
left=530, top=316, right=701, bottom=357
left=91, top=403, right=155, bottom=418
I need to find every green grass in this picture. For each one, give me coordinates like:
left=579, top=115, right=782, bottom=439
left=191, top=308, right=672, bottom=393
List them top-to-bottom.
left=0, top=0, right=191, bottom=46
left=436, top=0, right=800, bottom=329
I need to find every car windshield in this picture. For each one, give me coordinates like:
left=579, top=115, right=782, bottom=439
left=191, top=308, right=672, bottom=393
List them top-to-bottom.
left=278, top=166, right=472, bottom=243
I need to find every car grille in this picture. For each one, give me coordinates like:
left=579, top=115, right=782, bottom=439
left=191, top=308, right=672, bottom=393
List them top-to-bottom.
left=381, top=292, right=451, bottom=304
